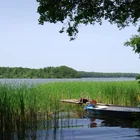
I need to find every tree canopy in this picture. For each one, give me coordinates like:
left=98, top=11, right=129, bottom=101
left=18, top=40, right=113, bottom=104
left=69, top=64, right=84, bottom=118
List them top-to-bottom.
left=37, top=0, right=140, bottom=39
left=124, top=28, right=140, bottom=54
left=0, top=66, right=139, bottom=78
left=0, top=66, right=79, bottom=78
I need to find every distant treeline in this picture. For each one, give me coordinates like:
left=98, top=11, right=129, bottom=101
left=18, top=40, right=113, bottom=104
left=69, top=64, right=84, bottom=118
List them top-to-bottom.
left=0, top=66, right=139, bottom=78
left=78, top=71, right=140, bottom=78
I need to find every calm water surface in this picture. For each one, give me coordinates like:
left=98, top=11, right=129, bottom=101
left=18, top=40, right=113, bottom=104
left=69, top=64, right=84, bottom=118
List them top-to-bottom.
left=0, top=77, right=135, bottom=85
left=21, top=113, right=140, bottom=140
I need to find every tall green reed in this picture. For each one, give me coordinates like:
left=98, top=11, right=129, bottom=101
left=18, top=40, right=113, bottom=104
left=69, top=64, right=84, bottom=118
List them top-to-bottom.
left=38, top=81, right=140, bottom=106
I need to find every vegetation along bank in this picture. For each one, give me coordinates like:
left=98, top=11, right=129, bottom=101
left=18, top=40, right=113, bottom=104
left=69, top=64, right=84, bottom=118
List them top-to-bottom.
left=0, top=65, right=139, bottom=78
left=0, top=81, right=140, bottom=117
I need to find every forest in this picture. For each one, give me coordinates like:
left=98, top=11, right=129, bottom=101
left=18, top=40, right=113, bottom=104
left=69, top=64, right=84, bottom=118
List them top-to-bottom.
left=0, top=66, right=139, bottom=78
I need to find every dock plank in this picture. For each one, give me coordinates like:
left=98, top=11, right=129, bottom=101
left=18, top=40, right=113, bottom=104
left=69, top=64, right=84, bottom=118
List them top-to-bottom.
left=59, top=99, right=82, bottom=104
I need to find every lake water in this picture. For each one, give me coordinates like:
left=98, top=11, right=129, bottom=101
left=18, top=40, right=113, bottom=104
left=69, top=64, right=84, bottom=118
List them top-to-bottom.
left=0, top=77, right=135, bottom=85
left=1, top=78, right=139, bottom=140
left=13, top=112, right=140, bottom=140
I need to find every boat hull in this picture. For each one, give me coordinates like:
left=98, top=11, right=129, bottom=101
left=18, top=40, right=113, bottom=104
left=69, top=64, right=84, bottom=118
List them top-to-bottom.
left=85, top=105, right=140, bottom=120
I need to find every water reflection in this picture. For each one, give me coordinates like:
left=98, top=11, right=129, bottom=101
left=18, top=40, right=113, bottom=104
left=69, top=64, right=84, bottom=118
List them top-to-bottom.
left=1, top=111, right=140, bottom=140
left=89, top=118, right=97, bottom=128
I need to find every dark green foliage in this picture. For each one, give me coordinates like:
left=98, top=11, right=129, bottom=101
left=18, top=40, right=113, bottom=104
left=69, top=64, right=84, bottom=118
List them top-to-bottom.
left=36, top=0, right=140, bottom=40
left=124, top=28, right=140, bottom=82
left=124, top=29, right=140, bottom=54
left=0, top=65, right=139, bottom=78
left=0, top=66, right=79, bottom=78
left=78, top=71, right=140, bottom=78
left=135, top=74, right=140, bottom=85
left=136, top=75, right=140, bottom=80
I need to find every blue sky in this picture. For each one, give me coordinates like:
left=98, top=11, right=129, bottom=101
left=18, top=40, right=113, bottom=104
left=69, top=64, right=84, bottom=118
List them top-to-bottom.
left=0, top=0, right=140, bottom=73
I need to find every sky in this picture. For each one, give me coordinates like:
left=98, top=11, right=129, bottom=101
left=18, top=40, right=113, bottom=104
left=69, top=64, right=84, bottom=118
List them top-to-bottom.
left=0, top=0, right=140, bottom=73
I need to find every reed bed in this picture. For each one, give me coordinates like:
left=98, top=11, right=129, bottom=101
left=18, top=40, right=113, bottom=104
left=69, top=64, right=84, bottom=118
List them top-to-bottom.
left=0, top=81, right=140, bottom=139
left=0, top=81, right=140, bottom=118
left=38, top=81, right=140, bottom=106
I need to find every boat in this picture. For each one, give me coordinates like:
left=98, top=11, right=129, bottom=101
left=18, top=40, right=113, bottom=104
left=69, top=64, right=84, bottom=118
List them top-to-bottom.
left=84, top=104, right=140, bottom=120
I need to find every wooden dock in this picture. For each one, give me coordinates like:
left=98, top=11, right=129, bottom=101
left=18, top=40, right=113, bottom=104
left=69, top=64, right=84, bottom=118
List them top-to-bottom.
left=59, top=99, right=82, bottom=104
left=59, top=99, right=113, bottom=106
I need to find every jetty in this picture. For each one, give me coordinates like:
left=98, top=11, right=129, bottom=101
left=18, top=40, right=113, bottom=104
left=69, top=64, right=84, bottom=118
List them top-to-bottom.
left=59, top=98, right=89, bottom=104
left=59, top=99, right=82, bottom=104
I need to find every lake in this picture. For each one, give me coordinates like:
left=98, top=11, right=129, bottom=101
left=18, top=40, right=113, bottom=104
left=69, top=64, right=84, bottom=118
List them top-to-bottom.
left=0, top=77, right=135, bottom=85
left=12, top=112, right=140, bottom=140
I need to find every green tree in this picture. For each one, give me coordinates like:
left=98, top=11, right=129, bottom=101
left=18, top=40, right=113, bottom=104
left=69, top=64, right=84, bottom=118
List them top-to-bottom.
left=36, top=0, right=140, bottom=40
left=124, top=29, right=140, bottom=54
left=0, top=66, right=139, bottom=78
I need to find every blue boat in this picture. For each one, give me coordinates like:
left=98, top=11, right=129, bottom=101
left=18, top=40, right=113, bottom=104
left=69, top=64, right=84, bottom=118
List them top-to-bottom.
left=84, top=104, right=140, bottom=120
